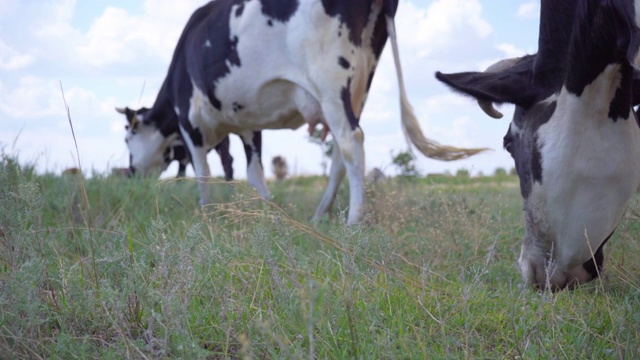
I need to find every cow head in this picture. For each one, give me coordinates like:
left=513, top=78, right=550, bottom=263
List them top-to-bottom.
left=436, top=0, right=640, bottom=290
left=116, top=106, right=179, bottom=177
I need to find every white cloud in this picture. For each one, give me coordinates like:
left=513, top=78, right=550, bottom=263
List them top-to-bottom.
left=32, top=0, right=77, bottom=39
left=76, top=0, right=209, bottom=67
left=396, top=0, right=492, bottom=60
left=517, top=2, right=539, bottom=19
left=76, top=7, right=141, bottom=67
left=0, top=39, right=34, bottom=70
left=476, top=43, right=529, bottom=70
left=495, top=43, right=527, bottom=58
left=0, top=77, right=65, bottom=119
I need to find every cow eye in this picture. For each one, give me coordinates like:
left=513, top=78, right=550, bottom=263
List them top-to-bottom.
left=125, top=125, right=130, bottom=130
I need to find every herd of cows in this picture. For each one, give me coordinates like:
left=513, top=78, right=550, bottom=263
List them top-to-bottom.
left=112, top=0, right=640, bottom=290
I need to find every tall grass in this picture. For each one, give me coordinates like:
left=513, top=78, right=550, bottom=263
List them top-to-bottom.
left=1, top=151, right=640, bottom=358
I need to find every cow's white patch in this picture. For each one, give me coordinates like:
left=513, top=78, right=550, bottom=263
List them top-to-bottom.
left=204, top=39, right=212, bottom=48
left=519, top=64, right=640, bottom=288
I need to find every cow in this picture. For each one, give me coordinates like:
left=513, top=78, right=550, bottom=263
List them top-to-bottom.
left=122, top=0, right=486, bottom=225
left=436, top=0, right=640, bottom=289
left=115, top=106, right=253, bottom=181
left=271, top=156, right=288, bottom=181
left=62, top=167, right=82, bottom=176
left=110, top=167, right=131, bottom=178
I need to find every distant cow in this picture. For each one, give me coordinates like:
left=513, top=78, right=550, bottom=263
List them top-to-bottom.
left=122, top=0, right=485, bottom=224
left=436, top=0, right=640, bottom=289
left=115, top=106, right=256, bottom=181
left=271, top=156, right=288, bottom=181
left=62, top=167, right=82, bottom=176
left=110, top=167, right=131, bottom=178
left=366, top=167, right=387, bottom=183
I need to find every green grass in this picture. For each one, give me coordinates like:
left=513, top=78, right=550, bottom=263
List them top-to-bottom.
left=2, top=153, right=640, bottom=359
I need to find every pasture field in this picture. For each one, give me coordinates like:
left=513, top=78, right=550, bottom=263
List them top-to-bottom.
left=2, top=154, right=640, bottom=359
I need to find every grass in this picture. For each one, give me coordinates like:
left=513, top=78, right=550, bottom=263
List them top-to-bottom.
left=2, top=152, right=640, bottom=359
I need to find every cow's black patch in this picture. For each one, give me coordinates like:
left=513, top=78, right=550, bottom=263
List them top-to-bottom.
left=172, top=0, right=247, bottom=111
left=260, top=0, right=299, bottom=23
left=322, top=0, right=380, bottom=48
left=322, top=1, right=392, bottom=94
left=565, top=2, right=635, bottom=123
left=235, top=3, right=245, bottom=17
left=267, top=19, right=273, bottom=26
left=338, top=56, right=350, bottom=69
left=608, top=62, right=634, bottom=121
left=366, top=70, right=376, bottom=90
left=340, top=77, right=359, bottom=130
left=509, top=101, right=556, bottom=198
left=233, top=102, right=245, bottom=112
left=183, top=127, right=204, bottom=148
left=241, top=131, right=263, bottom=167
left=214, top=136, right=234, bottom=181
left=531, top=137, right=543, bottom=183
left=173, top=144, right=188, bottom=162
left=163, top=147, right=172, bottom=163
left=177, top=163, right=187, bottom=178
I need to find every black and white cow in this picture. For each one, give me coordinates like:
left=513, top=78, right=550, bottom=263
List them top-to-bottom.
left=123, top=0, right=485, bottom=225
left=436, top=0, right=640, bottom=289
left=115, top=106, right=243, bottom=180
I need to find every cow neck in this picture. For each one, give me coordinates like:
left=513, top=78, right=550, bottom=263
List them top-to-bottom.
left=531, top=0, right=577, bottom=95
left=146, top=82, right=181, bottom=138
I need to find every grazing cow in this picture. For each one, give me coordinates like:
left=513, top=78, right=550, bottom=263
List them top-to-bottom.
left=122, top=0, right=485, bottom=225
left=436, top=0, right=640, bottom=289
left=116, top=106, right=250, bottom=181
left=271, top=156, right=288, bottom=181
left=62, top=167, right=82, bottom=176
left=110, top=167, right=131, bottom=178
left=366, top=167, right=387, bottom=184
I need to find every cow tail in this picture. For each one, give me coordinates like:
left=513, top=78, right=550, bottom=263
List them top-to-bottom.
left=385, top=15, right=488, bottom=161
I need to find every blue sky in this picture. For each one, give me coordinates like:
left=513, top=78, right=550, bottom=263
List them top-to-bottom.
left=0, top=0, right=540, bottom=178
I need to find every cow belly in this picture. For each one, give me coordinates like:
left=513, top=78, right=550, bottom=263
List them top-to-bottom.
left=221, top=77, right=321, bottom=126
left=189, top=79, right=317, bottom=144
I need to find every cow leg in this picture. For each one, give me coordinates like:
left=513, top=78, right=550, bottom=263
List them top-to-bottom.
left=318, top=102, right=366, bottom=225
left=180, top=127, right=212, bottom=206
left=240, top=131, right=271, bottom=200
left=215, top=136, right=234, bottom=181
left=311, top=144, right=346, bottom=222
left=176, top=163, right=187, bottom=178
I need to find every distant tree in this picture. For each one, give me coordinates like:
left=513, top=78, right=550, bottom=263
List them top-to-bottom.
left=391, top=150, right=420, bottom=178
left=494, top=167, right=507, bottom=177
left=510, top=167, right=518, bottom=176
left=456, top=169, right=470, bottom=179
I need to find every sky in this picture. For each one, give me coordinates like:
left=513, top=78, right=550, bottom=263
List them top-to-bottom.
left=0, top=0, right=541, bottom=179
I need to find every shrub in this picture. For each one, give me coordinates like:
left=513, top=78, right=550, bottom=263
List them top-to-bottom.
left=391, top=151, right=420, bottom=178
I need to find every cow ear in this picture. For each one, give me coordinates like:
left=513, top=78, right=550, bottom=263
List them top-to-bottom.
left=435, top=55, right=540, bottom=113
left=435, top=68, right=537, bottom=111
left=115, top=106, right=136, bottom=123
